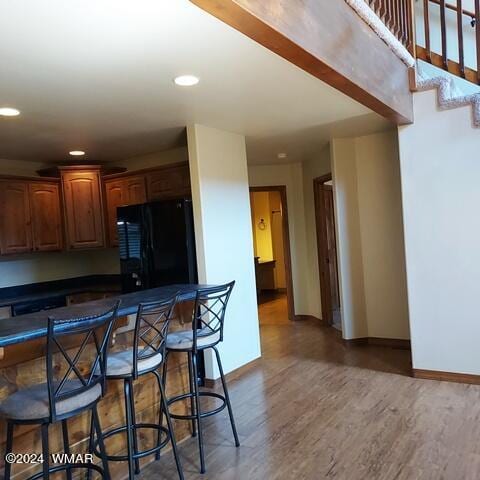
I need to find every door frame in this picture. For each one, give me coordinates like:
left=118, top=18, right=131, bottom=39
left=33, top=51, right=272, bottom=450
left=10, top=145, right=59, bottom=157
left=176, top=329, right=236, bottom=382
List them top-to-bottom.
left=313, top=174, right=337, bottom=326
left=250, top=185, right=295, bottom=322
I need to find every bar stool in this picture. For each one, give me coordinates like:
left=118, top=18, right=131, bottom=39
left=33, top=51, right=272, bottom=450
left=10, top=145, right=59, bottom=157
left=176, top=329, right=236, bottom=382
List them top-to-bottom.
left=163, top=282, right=239, bottom=474
left=92, top=294, right=184, bottom=480
left=0, top=302, right=119, bottom=480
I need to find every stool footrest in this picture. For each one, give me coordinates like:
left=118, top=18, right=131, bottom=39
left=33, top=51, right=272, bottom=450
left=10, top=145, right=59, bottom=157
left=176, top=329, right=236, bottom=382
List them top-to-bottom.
left=167, top=391, right=227, bottom=420
left=92, top=423, right=170, bottom=462
left=27, top=463, right=105, bottom=480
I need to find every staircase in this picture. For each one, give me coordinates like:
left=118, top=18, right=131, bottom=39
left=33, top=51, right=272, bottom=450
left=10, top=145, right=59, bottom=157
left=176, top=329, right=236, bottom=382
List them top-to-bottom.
left=347, top=0, right=480, bottom=129
left=414, top=68, right=480, bottom=128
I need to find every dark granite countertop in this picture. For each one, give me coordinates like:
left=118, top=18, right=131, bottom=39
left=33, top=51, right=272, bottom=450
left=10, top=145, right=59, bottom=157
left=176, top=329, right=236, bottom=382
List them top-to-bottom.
left=0, top=275, right=121, bottom=308
left=0, top=284, right=208, bottom=348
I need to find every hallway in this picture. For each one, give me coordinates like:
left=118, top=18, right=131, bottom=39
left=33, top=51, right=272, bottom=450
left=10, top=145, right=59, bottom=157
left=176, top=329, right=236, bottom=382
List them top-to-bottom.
left=258, top=292, right=289, bottom=326
left=142, top=312, right=480, bottom=480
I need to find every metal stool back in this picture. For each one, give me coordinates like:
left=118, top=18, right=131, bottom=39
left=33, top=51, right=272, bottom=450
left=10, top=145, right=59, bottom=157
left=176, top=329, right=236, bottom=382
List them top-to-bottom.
left=164, top=281, right=239, bottom=474
left=191, top=281, right=235, bottom=352
left=92, top=294, right=184, bottom=480
left=131, top=298, right=174, bottom=379
left=2, top=301, right=119, bottom=480
left=46, top=302, right=119, bottom=422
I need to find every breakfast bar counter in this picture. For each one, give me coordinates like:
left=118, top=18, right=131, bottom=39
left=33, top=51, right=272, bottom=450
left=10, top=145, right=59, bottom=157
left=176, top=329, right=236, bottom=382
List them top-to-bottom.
left=0, top=284, right=206, bottom=479
left=0, top=284, right=209, bottom=348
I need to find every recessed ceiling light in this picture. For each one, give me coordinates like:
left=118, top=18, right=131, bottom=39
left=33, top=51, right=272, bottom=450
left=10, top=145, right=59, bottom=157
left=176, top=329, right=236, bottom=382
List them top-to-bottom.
left=174, top=75, right=200, bottom=87
left=0, top=107, right=20, bottom=117
left=69, top=150, right=85, bottom=156
left=277, top=153, right=287, bottom=159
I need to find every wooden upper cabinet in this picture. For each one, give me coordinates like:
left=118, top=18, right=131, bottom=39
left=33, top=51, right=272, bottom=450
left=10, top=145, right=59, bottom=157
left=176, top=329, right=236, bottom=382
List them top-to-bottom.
left=0, top=163, right=190, bottom=255
left=147, top=163, right=190, bottom=201
left=61, top=168, right=105, bottom=250
left=104, top=175, right=146, bottom=247
left=124, top=175, right=147, bottom=205
left=0, top=181, right=33, bottom=255
left=29, top=182, right=63, bottom=252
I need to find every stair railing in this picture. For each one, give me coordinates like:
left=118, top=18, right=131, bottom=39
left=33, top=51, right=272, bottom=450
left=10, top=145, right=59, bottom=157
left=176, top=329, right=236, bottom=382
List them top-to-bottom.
left=365, top=0, right=416, bottom=54
left=417, top=0, right=480, bottom=84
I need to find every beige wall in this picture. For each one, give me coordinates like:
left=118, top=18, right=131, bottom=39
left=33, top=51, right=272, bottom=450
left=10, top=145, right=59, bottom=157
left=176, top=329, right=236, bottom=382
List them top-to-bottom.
left=399, top=88, right=480, bottom=374
left=187, top=124, right=261, bottom=377
left=331, top=131, right=409, bottom=340
left=355, top=133, right=409, bottom=340
left=331, top=138, right=368, bottom=339
left=114, top=146, right=188, bottom=170
left=302, top=146, right=333, bottom=319
left=248, top=153, right=331, bottom=318
left=0, top=158, right=49, bottom=176
left=248, top=163, right=311, bottom=315
left=250, top=190, right=286, bottom=290
left=250, top=191, right=274, bottom=261
left=0, top=250, right=120, bottom=288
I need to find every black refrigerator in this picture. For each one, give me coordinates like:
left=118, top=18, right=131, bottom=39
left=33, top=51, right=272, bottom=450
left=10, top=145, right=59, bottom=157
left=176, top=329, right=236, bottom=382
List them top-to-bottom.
left=117, top=198, right=197, bottom=293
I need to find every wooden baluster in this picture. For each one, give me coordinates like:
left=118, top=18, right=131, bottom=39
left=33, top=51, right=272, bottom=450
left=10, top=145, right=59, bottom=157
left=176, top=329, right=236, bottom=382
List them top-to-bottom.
left=379, top=0, right=386, bottom=21
left=383, top=0, right=389, bottom=21
left=386, top=0, right=394, bottom=31
left=389, top=0, right=395, bottom=35
left=392, top=0, right=398, bottom=32
left=393, top=0, right=400, bottom=38
left=397, top=0, right=404, bottom=43
left=397, top=0, right=403, bottom=40
left=400, top=0, right=407, bottom=45
left=406, top=0, right=414, bottom=55
left=423, top=0, right=431, bottom=62
left=440, top=0, right=448, bottom=69
left=457, top=0, right=465, bottom=77
left=476, top=0, right=480, bottom=84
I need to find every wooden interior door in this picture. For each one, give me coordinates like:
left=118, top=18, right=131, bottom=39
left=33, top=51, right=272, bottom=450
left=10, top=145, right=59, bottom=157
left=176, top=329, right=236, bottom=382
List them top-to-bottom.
left=61, top=170, right=105, bottom=249
left=314, top=178, right=340, bottom=325
left=0, top=181, right=33, bottom=254
left=29, top=182, right=63, bottom=252
left=322, top=186, right=340, bottom=313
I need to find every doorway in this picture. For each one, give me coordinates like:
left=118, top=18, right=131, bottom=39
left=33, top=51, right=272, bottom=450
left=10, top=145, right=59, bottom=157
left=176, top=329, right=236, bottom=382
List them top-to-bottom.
left=313, top=174, right=341, bottom=330
left=249, top=186, right=295, bottom=323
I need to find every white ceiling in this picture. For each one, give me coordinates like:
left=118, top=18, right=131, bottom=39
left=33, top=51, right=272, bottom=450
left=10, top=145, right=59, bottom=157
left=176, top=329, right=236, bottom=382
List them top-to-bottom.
left=0, top=0, right=389, bottom=165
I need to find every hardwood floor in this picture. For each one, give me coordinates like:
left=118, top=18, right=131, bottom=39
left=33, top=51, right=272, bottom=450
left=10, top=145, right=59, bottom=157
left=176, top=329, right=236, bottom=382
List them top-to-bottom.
left=258, top=292, right=290, bottom=325
left=141, top=299, right=480, bottom=480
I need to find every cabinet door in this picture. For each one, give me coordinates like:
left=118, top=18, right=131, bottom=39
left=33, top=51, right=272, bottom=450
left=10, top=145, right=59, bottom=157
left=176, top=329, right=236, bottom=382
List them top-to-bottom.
left=147, top=164, right=191, bottom=200
left=62, top=170, right=105, bottom=249
left=125, top=175, right=147, bottom=205
left=105, top=176, right=147, bottom=247
left=105, top=179, right=125, bottom=247
left=0, top=181, right=33, bottom=254
left=29, top=182, right=63, bottom=252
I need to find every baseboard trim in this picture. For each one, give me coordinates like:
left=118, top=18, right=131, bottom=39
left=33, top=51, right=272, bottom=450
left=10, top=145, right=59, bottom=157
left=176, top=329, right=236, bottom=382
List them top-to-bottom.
left=294, top=314, right=323, bottom=322
left=343, top=337, right=411, bottom=350
left=343, top=337, right=368, bottom=346
left=368, top=337, right=411, bottom=350
left=204, top=356, right=262, bottom=388
left=413, top=368, right=480, bottom=385
left=204, top=378, right=216, bottom=388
